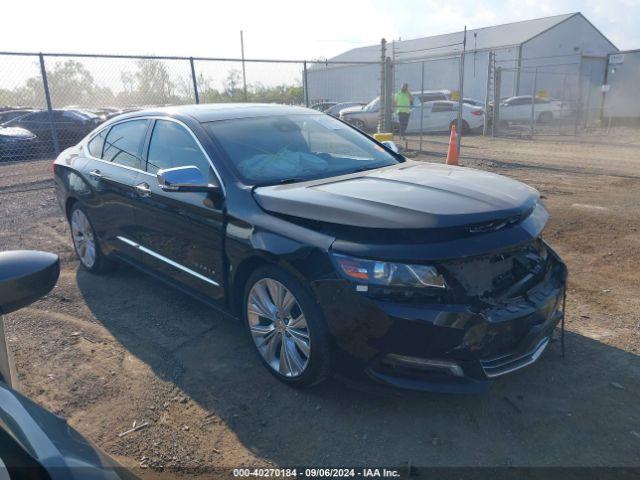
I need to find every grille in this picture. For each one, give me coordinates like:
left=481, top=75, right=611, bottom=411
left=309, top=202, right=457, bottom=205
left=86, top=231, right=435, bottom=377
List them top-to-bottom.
left=442, top=240, right=549, bottom=298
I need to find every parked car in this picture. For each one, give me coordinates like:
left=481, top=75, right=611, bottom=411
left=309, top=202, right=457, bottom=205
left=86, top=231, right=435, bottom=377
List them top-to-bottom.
left=341, top=90, right=450, bottom=132
left=498, top=95, right=569, bottom=124
left=463, top=98, right=485, bottom=107
left=401, top=100, right=484, bottom=134
left=310, top=102, right=337, bottom=112
left=324, top=102, right=366, bottom=117
left=54, top=104, right=567, bottom=393
left=0, top=108, right=39, bottom=124
left=3, top=109, right=102, bottom=155
left=0, top=126, right=40, bottom=160
left=0, top=250, right=135, bottom=479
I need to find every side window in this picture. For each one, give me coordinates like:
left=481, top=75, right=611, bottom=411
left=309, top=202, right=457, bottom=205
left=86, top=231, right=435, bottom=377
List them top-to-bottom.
left=432, top=102, right=454, bottom=113
left=102, top=120, right=148, bottom=169
left=146, top=120, right=211, bottom=176
left=87, top=129, right=108, bottom=158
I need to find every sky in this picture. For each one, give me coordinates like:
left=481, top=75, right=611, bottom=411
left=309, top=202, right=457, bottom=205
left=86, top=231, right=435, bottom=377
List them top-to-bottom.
left=1, top=0, right=639, bottom=60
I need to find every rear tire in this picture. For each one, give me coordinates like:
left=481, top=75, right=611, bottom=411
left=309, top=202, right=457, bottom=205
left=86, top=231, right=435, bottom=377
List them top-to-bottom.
left=450, top=120, right=470, bottom=134
left=68, top=203, right=116, bottom=274
left=243, top=266, right=331, bottom=388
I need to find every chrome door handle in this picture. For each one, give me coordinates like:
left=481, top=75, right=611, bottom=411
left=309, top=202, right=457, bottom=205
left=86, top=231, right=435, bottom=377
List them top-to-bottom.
left=89, top=169, right=103, bottom=180
left=134, top=182, right=151, bottom=197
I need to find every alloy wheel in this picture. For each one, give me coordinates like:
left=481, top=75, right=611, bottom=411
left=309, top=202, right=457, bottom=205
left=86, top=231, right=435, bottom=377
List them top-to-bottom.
left=71, top=208, right=96, bottom=268
left=247, top=278, right=311, bottom=377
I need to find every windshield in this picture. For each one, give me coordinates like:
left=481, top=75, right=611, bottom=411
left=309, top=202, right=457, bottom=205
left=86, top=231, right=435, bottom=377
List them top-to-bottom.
left=364, top=97, right=379, bottom=112
left=205, top=114, right=401, bottom=185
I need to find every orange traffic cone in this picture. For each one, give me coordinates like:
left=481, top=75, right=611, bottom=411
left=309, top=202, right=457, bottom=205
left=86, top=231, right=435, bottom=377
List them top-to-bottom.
left=446, top=124, right=459, bottom=166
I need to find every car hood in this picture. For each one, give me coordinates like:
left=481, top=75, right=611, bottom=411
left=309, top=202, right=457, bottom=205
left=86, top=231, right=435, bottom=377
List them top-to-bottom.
left=340, top=106, right=364, bottom=116
left=0, top=127, right=36, bottom=138
left=253, top=161, right=539, bottom=230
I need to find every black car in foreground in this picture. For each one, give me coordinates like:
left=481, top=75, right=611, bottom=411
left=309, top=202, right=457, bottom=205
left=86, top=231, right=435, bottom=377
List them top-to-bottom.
left=53, top=104, right=567, bottom=393
left=0, top=251, right=134, bottom=479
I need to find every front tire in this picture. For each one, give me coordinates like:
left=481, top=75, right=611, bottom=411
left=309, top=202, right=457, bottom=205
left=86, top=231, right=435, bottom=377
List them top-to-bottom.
left=538, top=111, right=553, bottom=124
left=69, top=203, right=115, bottom=274
left=243, top=266, right=331, bottom=388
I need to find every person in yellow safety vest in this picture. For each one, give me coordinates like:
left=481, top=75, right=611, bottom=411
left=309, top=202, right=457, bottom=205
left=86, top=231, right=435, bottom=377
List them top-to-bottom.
left=394, top=83, right=413, bottom=139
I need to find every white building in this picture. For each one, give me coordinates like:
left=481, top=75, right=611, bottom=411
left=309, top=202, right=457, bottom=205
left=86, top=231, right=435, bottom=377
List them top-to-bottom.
left=307, top=12, right=617, bottom=115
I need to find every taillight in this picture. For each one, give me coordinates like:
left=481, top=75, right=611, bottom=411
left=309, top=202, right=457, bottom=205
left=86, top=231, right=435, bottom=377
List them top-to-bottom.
left=471, top=110, right=484, bottom=116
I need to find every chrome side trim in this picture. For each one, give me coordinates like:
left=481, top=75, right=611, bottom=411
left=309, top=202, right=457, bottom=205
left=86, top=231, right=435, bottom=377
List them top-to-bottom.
left=117, top=236, right=220, bottom=287
left=481, top=337, right=550, bottom=378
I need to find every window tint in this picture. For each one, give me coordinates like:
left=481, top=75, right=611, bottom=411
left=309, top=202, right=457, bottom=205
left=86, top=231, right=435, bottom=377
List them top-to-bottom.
left=421, top=93, right=447, bottom=102
left=509, top=97, right=531, bottom=106
left=432, top=102, right=455, bottom=113
left=102, top=120, right=148, bottom=169
left=146, top=120, right=211, bottom=175
left=88, top=129, right=108, bottom=158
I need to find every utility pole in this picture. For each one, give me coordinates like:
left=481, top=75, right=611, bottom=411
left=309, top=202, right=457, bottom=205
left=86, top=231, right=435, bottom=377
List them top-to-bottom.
left=456, top=26, right=467, bottom=152
left=240, top=30, right=248, bottom=102
left=378, top=38, right=386, bottom=133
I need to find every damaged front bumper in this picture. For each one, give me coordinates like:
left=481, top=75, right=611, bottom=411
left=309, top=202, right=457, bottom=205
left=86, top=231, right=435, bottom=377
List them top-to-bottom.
left=313, top=244, right=567, bottom=394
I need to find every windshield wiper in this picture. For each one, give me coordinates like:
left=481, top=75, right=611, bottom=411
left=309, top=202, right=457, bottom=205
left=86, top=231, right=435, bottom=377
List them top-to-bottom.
left=347, top=164, right=385, bottom=175
left=275, top=177, right=308, bottom=185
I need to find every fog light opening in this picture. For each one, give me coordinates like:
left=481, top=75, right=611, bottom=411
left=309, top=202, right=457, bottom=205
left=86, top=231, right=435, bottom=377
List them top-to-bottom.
left=383, top=354, right=464, bottom=378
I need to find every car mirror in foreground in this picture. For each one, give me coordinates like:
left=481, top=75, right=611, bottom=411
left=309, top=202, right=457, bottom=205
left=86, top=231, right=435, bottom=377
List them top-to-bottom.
left=381, top=140, right=400, bottom=153
left=157, top=165, right=222, bottom=194
left=0, top=251, right=59, bottom=316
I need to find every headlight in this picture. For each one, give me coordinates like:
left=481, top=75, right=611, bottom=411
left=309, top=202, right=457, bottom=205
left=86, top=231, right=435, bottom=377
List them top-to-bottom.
left=332, top=254, right=446, bottom=289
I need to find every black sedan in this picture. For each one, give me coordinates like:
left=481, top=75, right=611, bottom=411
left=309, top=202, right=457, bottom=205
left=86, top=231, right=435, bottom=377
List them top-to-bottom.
left=53, top=104, right=567, bottom=393
left=4, top=109, right=102, bottom=157
left=0, top=126, right=40, bottom=160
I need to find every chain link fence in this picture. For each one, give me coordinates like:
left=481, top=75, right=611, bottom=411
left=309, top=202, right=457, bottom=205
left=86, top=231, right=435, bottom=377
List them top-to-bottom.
left=0, top=46, right=620, bottom=163
left=0, top=52, right=379, bottom=162
left=390, top=54, right=465, bottom=156
left=488, top=55, right=613, bottom=138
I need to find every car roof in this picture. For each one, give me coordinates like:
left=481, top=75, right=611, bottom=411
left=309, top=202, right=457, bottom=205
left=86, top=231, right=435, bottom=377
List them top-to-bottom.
left=411, top=89, right=450, bottom=95
left=110, top=103, right=317, bottom=124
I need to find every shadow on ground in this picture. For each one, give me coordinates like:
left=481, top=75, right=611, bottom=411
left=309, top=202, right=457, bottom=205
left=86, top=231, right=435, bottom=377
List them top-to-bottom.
left=77, top=265, right=640, bottom=467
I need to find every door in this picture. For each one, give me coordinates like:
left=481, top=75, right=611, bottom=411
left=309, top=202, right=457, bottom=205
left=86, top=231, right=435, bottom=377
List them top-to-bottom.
left=503, top=97, right=532, bottom=122
left=406, top=102, right=432, bottom=134
left=429, top=102, right=457, bottom=132
left=81, top=119, right=150, bottom=262
left=131, top=119, right=226, bottom=302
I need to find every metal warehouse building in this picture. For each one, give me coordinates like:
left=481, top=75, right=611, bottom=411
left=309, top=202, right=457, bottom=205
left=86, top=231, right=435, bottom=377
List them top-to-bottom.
left=307, top=12, right=617, bottom=116
left=603, top=50, right=640, bottom=119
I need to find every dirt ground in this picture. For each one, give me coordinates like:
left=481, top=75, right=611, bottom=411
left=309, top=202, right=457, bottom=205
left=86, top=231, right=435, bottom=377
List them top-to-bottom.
left=0, top=128, right=639, bottom=478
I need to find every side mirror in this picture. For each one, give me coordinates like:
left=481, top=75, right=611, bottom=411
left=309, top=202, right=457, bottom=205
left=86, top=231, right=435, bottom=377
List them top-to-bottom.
left=382, top=140, right=400, bottom=154
left=157, top=165, right=221, bottom=194
left=0, top=251, right=60, bottom=315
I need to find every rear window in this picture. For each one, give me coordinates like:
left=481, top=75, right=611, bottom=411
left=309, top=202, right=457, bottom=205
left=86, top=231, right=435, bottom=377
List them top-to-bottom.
left=102, top=120, right=148, bottom=169
left=88, top=129, right=107, bottom=158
